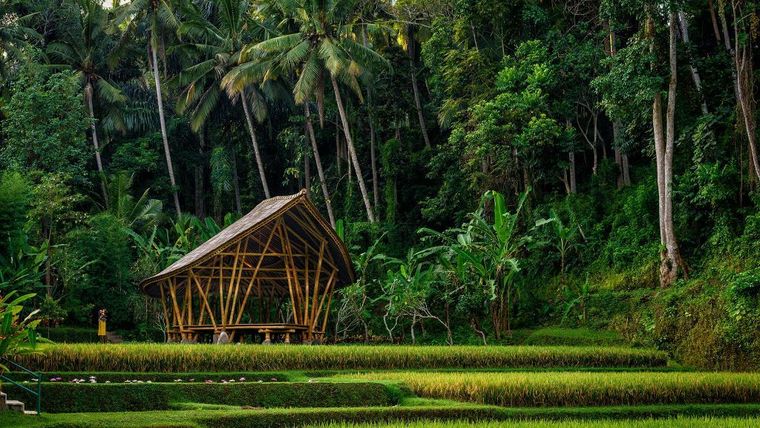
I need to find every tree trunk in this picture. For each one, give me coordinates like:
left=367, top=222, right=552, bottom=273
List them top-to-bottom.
left=708, top=0, right=722, bottom=42
left=718, top=0, right=741, bottom=101
left=732, top=1, right=760, bottom=182
left=678, top=11, right=709, bottom=115
left=655, top=12, right=685, bottom=287
left=650, top=13, right=667, bottom=285
left=407, top=25, right=431, bottom=149
left=608, top=28, right=631, bottom=187
left=150, top=43, right=181, bottom=215
left=331, top=76, right=376, bottom=223
left=85, top=81, right=108, bottom=204
left=241, top=92, right=271, bottom=198
left=367, top=93, right=380, bottom=213
left=304, top=104, right=336, bottom=227
left=613, top=121, right=631, bottom=187
left=195, top=129, right=206, bottom=218
left=304, top=145, right=311, bottom=195
left=231, top=148, right=242, bottom=214
left=569, top=151, right=577, bottom=193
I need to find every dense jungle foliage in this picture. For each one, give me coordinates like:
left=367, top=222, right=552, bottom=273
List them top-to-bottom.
left=1, top=0, right=760, bottom=369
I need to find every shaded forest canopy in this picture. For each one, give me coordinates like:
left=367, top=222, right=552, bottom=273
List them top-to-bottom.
left=1, top=0, right=760, bottom=368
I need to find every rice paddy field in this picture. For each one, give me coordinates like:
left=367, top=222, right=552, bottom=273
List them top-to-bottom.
left=2, top=339, right=760, bottom=427
left=14, top=343, right=667, bottom=372
left=311, top=418, right=760, bottom=428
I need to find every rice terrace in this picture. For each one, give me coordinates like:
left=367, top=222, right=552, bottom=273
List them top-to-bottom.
left=3, top=0, right=760, bottom=427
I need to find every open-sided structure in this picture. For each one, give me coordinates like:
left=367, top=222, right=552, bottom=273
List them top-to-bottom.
left=139, top=190, right=354, bottom=343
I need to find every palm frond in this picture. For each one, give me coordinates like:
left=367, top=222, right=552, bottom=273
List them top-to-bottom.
left=293, top=50, right=320, bottom=104
left=95, top=78, right=128, bottom=105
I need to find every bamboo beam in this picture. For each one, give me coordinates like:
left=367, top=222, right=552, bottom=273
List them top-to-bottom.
left=233, top=220, right=280, bottom=326
left=280, top=223, right=299, bottom=324
left=282, top=223, right=339, bottom=272
left=283, top=223, right=305, bottom=322
left=223, top=240, right=243, bottom=325
left=310, top=240, right=326, bottom=327
left=303, top=246, right=310, bottom=327
left=214, top=252, right=309, bottom=258
left=218, top=256, right=224, bottom=326
left=190, top=269, right=217, bottom=330
left=315, top=270, right=337, bottom=335
left=168, top=278, right=185, bottom=338
left=159, top=283, right=171, bottom=338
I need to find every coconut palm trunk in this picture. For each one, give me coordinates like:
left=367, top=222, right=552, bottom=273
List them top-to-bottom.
left=407, top=25, right=431, bottom=149
left=150, top=43, right=182, bottom=215
left=331, top=75, right=376, bottom=223
left=85, top=81, right=108, bottom=204
left=241, top=91, right=271, bottom=199
left=305, top=103, right=336, bottom=228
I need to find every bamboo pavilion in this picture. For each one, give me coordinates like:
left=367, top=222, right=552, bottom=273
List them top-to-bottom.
left=139, top=190, right=354, bottom=344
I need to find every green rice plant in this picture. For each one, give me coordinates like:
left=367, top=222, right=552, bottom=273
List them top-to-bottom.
left=15, top=344, right=668, bottom=372
left=340, top=372, right=760, bottom=407
left=310, top=417, right=760, bottom=428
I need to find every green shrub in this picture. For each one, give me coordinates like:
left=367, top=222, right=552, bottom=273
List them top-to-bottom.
left=522, top=328, right=626, bottom=347
left=16, top=344, right=669, bottom=372
left=3, top=381, right=397, bottom=413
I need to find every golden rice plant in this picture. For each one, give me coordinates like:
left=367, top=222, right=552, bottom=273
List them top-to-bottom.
left=15, top=344, right=667, bottom=372
left=342, top=372, right=760, bottom=407
left=309, top=417, right=760, bottom=428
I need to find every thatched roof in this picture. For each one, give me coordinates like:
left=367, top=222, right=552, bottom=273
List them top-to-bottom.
left=139, top=190, right=354, bottom=297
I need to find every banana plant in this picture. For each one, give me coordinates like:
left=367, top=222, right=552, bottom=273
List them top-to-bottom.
left=419, top=190, right=551, bottom=342
left=0, top=291, right=40, bottom=370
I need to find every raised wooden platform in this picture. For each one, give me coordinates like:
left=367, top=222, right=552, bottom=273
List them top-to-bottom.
left=170, top=323, right=309, bottom=344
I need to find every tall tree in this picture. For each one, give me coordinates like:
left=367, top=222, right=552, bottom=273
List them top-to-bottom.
left=47, top=0, right=126, bottom=203
left=116, top=0, right=182, bottom=214
left=175, top=0, right=273, bottom=199
left=244, top=0, right=390, bottom=223
left=729, top=0, right=760, bottom=183
left=649, top=9, right=685, bottom=287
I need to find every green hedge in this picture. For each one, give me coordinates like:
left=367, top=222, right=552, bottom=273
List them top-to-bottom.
left=522, top=328, right=626, bottom=347
left=16, top=344, right=669, bottom=372
left=2, top=381, right=398, bottom=413
left=4, top=404, right=760, bottom=427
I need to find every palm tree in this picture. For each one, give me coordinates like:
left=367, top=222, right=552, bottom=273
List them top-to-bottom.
left=47, top=0, right=127, bottom=203
left=115, top=0, right=182, bottom=214
left=175, top=0, right=273, bottom=198
left=239, top=0, right=389, bottom=223
left=0, top=3, right=40, bottom=80
left=99, top=172, right=162, bottom=232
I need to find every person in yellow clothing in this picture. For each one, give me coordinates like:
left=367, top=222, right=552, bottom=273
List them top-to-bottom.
left=98, top=309, right=107, bottom=343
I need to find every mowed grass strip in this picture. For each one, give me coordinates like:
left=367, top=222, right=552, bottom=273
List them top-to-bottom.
left=16, top=344, right=667, bottom=372
left=341, top=372, right=760, bottom=407
left=4, top=405, right=760, bottom=428
left=310, top=418, right=760, bottom=428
